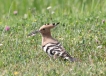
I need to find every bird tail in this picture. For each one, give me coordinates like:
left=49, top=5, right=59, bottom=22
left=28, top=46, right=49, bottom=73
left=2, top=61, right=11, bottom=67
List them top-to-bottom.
left=68, top=56, right=77, bottom=62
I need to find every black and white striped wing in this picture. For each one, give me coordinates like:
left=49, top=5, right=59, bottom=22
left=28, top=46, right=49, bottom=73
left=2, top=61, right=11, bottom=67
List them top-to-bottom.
left=42, top=42, right=64, bottom=57
left=42, top=42, right=77, bottom=62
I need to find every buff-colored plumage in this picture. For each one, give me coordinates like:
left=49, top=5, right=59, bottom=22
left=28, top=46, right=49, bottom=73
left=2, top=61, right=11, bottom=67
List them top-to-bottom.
left=39, top=24, right=58, bottom=46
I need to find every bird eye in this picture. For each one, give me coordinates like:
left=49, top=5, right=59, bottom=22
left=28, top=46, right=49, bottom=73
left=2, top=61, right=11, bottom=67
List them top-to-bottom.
left=42, top=28, right=45, bottom=30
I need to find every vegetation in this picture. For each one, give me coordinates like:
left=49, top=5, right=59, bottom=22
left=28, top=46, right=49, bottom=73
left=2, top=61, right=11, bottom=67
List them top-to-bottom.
left=0, top=0, right=106, bottom=75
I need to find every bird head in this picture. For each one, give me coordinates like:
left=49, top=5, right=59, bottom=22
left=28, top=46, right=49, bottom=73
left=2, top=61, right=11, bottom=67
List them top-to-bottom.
left=28, top=22, right=60, bottom=36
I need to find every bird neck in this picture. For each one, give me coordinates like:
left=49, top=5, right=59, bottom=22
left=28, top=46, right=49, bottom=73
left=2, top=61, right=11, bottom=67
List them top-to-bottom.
left=41, top=32, right=55, bottom=46
left=42, top=34, right=52, bottom=40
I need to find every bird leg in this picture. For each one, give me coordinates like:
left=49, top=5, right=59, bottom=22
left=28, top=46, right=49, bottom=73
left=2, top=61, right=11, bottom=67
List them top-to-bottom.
left=53, top=54, right=57, bottom=60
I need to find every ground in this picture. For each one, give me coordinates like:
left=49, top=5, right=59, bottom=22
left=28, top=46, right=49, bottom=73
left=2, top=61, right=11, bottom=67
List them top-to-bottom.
left=0, top=0, right=106, bottom=76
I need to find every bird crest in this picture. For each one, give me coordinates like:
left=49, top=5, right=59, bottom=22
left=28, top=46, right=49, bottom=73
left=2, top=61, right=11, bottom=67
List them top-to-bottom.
left=28, top=22, right=60, bottom=36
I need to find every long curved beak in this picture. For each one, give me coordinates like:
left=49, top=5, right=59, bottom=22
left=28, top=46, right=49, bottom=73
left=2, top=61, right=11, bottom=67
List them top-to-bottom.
left=27, top=30, right=39, bottom=36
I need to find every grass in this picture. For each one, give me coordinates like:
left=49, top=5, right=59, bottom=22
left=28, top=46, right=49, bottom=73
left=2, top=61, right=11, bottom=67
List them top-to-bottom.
left=0, top=0, right=106, bottom=76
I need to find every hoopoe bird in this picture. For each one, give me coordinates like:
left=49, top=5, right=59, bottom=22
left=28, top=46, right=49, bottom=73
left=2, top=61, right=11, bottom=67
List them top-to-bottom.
left=28, top=23, right=77, bottom=62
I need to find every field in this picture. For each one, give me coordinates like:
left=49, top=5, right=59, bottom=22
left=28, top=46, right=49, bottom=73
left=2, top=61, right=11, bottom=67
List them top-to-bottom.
left=0, top=0, right=106, bottom=76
